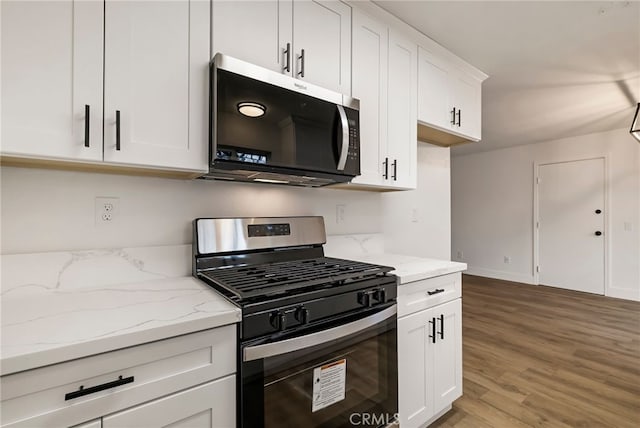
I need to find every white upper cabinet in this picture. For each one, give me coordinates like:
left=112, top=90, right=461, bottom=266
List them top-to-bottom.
left=0, top=0, right=103, bottom=161
left=103, top=0, right=209, bottom=171
left=211, top=0, right=351, bottom=95
left=292, top=0, right=351, bottom=94
left=211, top=1, right=292, bottom=74
left=348, top=8, right=417, bottom=190
left=350, top=9, right=387, bottom=187
left=387, top=30, right=417, bottom=189
left=417, top=45, right=485, bottom=144
left=418, top=47, right=452, bottom=132
left=450, top=70, right=482, bottom=140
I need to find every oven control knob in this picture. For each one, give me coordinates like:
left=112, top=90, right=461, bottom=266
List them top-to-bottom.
left=374, top=288, right=387, bottom=303
left=357, top=290, right=375, bottom=307
left=295, top=306, right=310, bottom=324
left=270, top=311, right=287, bottom=331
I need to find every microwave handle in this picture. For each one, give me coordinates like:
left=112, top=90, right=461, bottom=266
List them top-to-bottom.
left=336, top=105, right=349, bottom=171
left=243, top=305, right=396, bottom=362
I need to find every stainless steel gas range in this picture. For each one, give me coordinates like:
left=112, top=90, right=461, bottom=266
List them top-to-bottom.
left=192, top=216, right=398, bottom=428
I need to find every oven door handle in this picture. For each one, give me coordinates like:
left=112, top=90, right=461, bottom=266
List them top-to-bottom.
left=336, top=104, right=349, bottom=171
left=243, top=305, right=397, bottom=362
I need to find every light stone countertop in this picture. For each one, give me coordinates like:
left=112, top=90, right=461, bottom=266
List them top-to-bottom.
left=324, top=234, right=467, bottom=284
left=0, top=246, right=239, bottom=376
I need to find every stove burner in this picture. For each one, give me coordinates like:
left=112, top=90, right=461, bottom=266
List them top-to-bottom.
left=199, top=257, right=392, bottom=302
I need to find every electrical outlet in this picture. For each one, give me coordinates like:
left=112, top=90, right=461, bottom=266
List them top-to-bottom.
left=95, top=197, right=119, bottom=225
left=336, top=204, right=346, bottom=224
left=411, top=208, right=419, bottom=223
left=456, top=250, right=464, bottom=260
left=504, top=256, right=511, bottom=264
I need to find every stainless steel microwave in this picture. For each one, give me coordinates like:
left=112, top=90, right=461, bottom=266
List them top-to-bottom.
left=202, top=54, right=360, bottom=187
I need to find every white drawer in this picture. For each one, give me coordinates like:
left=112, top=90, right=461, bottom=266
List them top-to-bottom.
left=397, top=272, right=461, bottom=318
left=1, top=325, right=236, bottom=428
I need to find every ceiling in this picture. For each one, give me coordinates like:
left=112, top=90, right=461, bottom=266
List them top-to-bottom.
left=374, top=0, right=640, bottom=155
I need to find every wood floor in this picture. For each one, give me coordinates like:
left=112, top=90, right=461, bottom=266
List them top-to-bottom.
left=430, top=275, right=640, bottom=428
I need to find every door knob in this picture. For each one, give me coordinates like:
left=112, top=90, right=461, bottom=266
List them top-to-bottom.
left=595, top=209, right=602, bottom=214
left=595, top=231, right=602, bottom=236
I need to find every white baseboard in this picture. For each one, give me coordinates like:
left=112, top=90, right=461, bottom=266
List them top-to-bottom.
left=464, top=266, right=536, bottom=285
left=606, top=287, right=640, bottom=301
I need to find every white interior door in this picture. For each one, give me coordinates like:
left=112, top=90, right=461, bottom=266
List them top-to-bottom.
left=538, top=158, right=605, bottom=294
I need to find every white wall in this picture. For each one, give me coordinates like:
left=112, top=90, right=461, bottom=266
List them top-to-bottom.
left=451, top=127, right=640, bottom=301
left=383, top=142, right=451, bottom=260
left=0, top=147, right=452, bottom=259
left=0, top=167, right=383, bottom=254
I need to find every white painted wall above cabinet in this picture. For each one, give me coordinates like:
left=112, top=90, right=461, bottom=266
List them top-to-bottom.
left=1, top=0, right=209, bottom=175
left=212, top=0, right=351, bottom=95
left=417, top=45, right=486, bottom=147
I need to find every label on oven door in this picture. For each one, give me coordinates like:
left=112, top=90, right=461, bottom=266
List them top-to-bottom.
left=312, top=359, right=347, bottom=412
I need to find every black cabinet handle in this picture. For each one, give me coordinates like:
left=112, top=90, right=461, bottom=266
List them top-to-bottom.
left=283, top=42, right=291, bottom=73
left=298, top=49, right=305, bottom=78
left=84, top=105, right=90, bottom=148
left=450, top=107, right=456, bottom=125
left=456, top=109, right=462, bottom=127
left=115, top=110, right=121, bottom=151
left=383, top=157, right=389, bottom=179
left=392, top=159, right=397, bottom=181
left=595, top=209, right=602, bottom=214
left=595, top=231, right=602, bottom=236
left=427, top=288, right=445, bottom=296
left=438, top=314, right=444, bottom=340
left=428, top=317, right=436, bottom=343
left=65, top=375, right=134, bottom=401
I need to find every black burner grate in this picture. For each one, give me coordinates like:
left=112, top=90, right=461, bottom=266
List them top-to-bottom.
left=199, top=257, right=392, bottom=302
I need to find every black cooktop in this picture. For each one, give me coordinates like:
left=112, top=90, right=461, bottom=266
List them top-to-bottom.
left=198, top=257, right=393, bottom=303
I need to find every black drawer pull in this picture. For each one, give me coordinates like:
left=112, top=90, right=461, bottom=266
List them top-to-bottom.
left=427, top=288, right=445, bottom=296
left=65, top=375, right=134, bottom=401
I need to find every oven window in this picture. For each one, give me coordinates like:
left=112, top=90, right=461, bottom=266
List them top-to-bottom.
left=241, top=311, right=397, bottom=428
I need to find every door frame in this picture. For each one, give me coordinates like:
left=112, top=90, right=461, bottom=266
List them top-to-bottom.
left=532, top=155, right=610, bottom=295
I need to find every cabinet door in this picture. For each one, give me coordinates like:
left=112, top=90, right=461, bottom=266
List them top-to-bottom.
left=0, top=0, right=103, bottom=161
left=103, top=0, right=208, bottom=171
left=292, top=0, right=351, bottom=94
left=212, top=1, right=292, bottom=75
left=350, top=9, right=387, bottom=187
left=387, top=31, right=417, bottom=190
left=417, top=46, right=451, bottom=131
left=451, top=70, right=482, bottom=140
left=432, top=298, right=463, bottom=413
left=398, top=310, right=434, bottom=428
left=102, top=375, right=235, bottom=428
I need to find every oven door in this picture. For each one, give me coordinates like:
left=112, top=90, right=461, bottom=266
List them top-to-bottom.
left=240, top=304, right=397, bottom=428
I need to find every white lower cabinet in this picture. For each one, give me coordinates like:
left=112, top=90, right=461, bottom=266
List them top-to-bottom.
left=398, top=273, right=463, bottom=428
left=0, top=326, right=237, bottom=428
left=103, top=375, right=235, bottom=428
